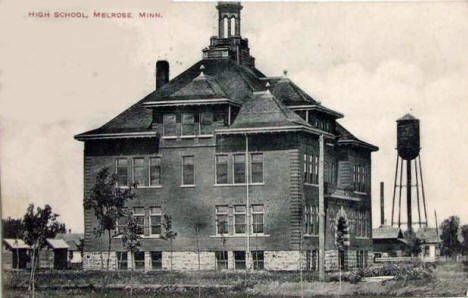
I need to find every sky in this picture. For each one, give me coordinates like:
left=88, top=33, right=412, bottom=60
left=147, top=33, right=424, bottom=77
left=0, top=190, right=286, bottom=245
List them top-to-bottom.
left=1, top=0, right=467, bottom=233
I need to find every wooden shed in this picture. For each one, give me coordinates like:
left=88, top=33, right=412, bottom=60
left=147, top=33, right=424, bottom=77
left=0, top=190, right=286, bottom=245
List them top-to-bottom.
left=3, top=239, right=31, bottom=269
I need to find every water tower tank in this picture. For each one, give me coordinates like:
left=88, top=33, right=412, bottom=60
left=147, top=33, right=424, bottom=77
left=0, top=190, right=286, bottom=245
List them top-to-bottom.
left=396, top=113, right=420, bottom=160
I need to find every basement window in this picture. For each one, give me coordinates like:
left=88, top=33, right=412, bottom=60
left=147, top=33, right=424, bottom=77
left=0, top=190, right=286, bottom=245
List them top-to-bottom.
left=134, top=251, right=145, bottom=270
left=151, top=251, right=162, bottom=269
left=215, top=251, right=228, bottom=270
left=234, top=251, right=246, bottom=270
left=252, top=251, right=264, bottom=270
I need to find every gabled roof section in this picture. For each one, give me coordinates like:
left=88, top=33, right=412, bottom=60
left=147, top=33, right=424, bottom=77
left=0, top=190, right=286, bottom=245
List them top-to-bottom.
left=75, top=59, right=266, bottom=141
left=166, top=69, right=227, bottom=100
left=266, top=77, right=343, bottom=119
left=230, top=89, right=308, bottom=129
left=217, top=90, right=334, bottom=137
left=335, top=122, right=379, bottom=151
left=373, top=225, right=404, bottom=239
left=3, top=239, right=30, bottom=249
left=46, top=239, right=69, bottom=249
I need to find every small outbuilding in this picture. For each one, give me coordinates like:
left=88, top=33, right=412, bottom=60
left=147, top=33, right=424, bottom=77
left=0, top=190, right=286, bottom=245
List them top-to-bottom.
left=372, top=225, right=407, bottom=258
left=416, top=227, right=441, bottom=262
left=55, top=233, right=84, bottom=269
left=3, top=239, right=31, bottom=269
left=41, top=239, right=69, bottom=270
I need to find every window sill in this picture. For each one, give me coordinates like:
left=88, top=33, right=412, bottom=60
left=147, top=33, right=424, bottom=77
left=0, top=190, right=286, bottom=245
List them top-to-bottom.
left=198, top=134, right=214, bottom=138
left=180, top=135, right=196, bottom=139
left=162, top=136, right=177, bottom=140
left=214, top=183, right=265, bottom=187
left=304, top=183, right=319, bottom=187
left=180, top=184, right=196, bottom=188
left=138, top=185, right=162, bottom=189
left=210, top=234, right=270, bottom=238
left=355, top=236, right=369, bottom=240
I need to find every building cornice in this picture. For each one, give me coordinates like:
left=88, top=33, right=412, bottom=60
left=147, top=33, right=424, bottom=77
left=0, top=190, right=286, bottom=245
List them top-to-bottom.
left=143, top=98, right=241, bottom=108
left=74, top=131, right=158, bottom=141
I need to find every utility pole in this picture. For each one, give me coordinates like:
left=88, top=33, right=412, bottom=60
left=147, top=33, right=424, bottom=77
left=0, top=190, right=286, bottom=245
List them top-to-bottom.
left=318, top=134, right=325, bottom=281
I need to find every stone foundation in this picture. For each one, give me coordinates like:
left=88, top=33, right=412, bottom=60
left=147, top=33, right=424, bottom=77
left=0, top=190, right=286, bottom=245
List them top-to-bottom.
left=83, top=249, right=371, bottom=271
left=264, top=251, right=301, bottom=271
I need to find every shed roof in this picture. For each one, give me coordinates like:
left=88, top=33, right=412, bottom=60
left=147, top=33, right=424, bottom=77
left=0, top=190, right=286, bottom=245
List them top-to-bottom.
left=373, top=225, right=404, bottom=239
left=3, top=239, right=30, bottom=249
left=46, top=239, right=69, bottom=249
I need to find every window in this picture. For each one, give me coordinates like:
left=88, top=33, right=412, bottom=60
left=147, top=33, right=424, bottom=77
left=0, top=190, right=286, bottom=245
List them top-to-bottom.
left=200, top=112, right=213, bottom=135
left=214, top=112, right=227, bottom=126
left=182, top=113, right=195, bottom=136
left=163, top=114, right=177, bottom=137
left=250, top=153, right=263, bottom=183
left=233, top=154, right=246, bottom=184
left=303, top=154, right=308, bottom=182
left=216, top=155, right=228, bottom=184
left=313, top=155, right=319, bottom=184
left=182, top=156, right=194, bottom=185
left=149, top=157, right=161, bottom=186
left=116, top=158, right=128, bottom=186
left=133, top=158, right=145, bottom=186
left=354, top=164, right=368, bottom=192
left=216, top=205, right=229, bottom=235
left=234, top=205, right=246, bottom=234
left=252, top=205, right=264, bottom=234
left=304, top=205, right=318, bottom=235
left=311, top=206, right=319, bottom=235
left=133, top=207, right=145, bottom=235
left=150, top=207, right=162, bottom=236
left=306, top=249, right=318, bottom=271
left=134, top=251, right=145, bottom=269
left=151, top=251, right=162, bottom=269
left=215, top=251, right=228, bottom=270
left=234, top=251, right=246, bottom=269
left=252, top=251, right=264, bottom=270
left=117, top=252, right=128, bottom=270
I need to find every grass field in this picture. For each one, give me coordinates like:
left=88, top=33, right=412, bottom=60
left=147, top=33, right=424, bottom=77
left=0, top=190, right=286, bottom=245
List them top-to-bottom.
left=3, top=261, right=468, bottom=297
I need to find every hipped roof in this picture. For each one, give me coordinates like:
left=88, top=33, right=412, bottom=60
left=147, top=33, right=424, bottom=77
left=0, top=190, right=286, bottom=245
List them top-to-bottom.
left=336, top=123, right=379, bottom=151
left=3, top=239, right=30, bottom=249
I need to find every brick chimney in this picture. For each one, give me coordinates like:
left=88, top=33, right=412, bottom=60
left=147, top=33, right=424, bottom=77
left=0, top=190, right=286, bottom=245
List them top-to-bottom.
left=156, top=60, right=169, bottom=90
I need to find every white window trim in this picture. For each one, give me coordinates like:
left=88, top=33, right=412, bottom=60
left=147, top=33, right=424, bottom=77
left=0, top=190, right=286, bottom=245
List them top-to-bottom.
left=199, top=111, right=214, bottom=137
left=181, top=112, right=196, bottom=137
left=163, top=113, right=177, bottom=138
left=233, top=153, right=246, bottom=185
left=250, top=153, right=264, bottom=184
left=215, top=154, right=229, bottom=185
left=181, top=155, right=195, bottom=186
left=148, top=156, right=162, bottom=187
left=116, top=157, right=129, bottom=187
left=133, top=157, right=145, bottom=187
left=251, top=204, right=264, bottom=235
left=234, top=205, right=247, bottom=235
left=215, top=206, right=229, bottom=236
left=133, top=207, right=145, bottom=236
left=149, top=207, right=162, bottom=237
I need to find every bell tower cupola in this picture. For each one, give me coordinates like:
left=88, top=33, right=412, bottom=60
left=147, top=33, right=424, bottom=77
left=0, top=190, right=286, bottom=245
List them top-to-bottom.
left=202, top=2, right=255, bottom=67
left=217, top=2, right=242, bottom=38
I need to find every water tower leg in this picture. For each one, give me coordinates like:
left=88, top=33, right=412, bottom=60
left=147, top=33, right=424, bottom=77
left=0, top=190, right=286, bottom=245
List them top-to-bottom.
left=406, top=159, right=412, bottom=233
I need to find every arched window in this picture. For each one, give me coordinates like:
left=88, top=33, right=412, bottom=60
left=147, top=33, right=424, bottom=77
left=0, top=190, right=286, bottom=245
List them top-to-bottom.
left=223, top=17, right=228, bottom=38
left=230, top=17, right=236, bottom=36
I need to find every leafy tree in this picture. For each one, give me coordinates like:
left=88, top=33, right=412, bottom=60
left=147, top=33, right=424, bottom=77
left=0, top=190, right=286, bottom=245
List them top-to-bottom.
left=83, top=167, right=137, bottom=270
left=22, top=204, right=66, bottom=298
left=120, top=212, right=141, bottom=296
left=160, top=214, right=177, bottom=271
left=440, top=216, right=461, bottom=258
left=2, top=217, right=24, bottom=239
left=460, top=224, right=468, bottom=256
left=403, top=230, right=422, bottom=257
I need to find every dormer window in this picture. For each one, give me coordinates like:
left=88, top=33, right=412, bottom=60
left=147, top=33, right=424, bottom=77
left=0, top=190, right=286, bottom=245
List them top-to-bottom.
left=182, top=113, right=195, bottom=136
left=163, top=114, right=177, bottom=137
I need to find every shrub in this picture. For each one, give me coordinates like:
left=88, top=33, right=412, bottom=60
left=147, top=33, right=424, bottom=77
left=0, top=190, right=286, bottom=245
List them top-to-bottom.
left=355, top=262, right=434, bottom=281
left=326, top=271, right=362, bottom=283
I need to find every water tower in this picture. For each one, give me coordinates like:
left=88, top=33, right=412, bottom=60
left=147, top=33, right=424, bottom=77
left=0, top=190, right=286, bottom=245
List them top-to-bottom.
left=391, top=113, right=428, bottom=233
